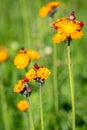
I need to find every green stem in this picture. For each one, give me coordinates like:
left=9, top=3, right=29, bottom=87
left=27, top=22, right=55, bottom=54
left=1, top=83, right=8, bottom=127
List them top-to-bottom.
left=50, top=17, right=59, bottom=115
left=53, top=43, right=59, bottom=114
left=67, top=45, right=75, bottom=130
left=0, top=64, right=10, bottom=130
left=39, top=85, right=44, bottom=130
left=27, top=97, right=35, bottom=130
left=23, top=112, right=29, bottom=130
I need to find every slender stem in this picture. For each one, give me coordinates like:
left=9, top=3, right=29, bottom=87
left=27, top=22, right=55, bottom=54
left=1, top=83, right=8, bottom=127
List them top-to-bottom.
left=49, top=17, right=59, bottom=115
left=49, top=17, right=59, bottom=130
left=53, top=43, right=59, bottom=114
left=67, top=45, right=75, bottom=130
left=0, top=64, right=10, bottom=130
left=39, top=85, right=44, bottom=130
left=27, top=97, right=35, bottom=130
left=23, top=112, right=29, bottom=130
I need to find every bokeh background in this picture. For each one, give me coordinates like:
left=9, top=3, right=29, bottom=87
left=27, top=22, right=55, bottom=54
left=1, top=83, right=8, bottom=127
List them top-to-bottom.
left=0, top=0, right=87, bottom=130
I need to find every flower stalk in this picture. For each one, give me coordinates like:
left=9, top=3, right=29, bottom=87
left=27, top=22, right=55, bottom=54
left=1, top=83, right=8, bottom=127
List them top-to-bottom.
left=50, top=17, right=59, bottom=115
left=67, top=42, right=75, bottom=130
left=53, top=43, right=59, bottom=114
left=39, top=84, right=44, bottom=130
left=27, top=97, right=35, bottom=130
left=23, top=112, right=29, bottom=130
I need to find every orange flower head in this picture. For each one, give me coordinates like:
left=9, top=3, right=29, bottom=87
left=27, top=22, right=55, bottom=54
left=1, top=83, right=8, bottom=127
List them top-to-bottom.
left=39, top=2, right=61, bottom=18
left=52, top=14, right=84, bottom=43
left=0, top=46, right=8, bottom=63
left=14, top=48, right=30, bottom=69
left=26, top=49, right=40, bottom=60
left=36, top=67, right=51, bottom=79
left=25, top=68, right=36, bottom=80
left=13, top=80, right=25, bottom=93
left=17, top=100, right=28, bottom=111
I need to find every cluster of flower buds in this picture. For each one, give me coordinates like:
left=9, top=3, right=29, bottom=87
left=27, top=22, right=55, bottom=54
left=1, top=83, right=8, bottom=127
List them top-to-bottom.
left=21, top=77, right=32, bottom=97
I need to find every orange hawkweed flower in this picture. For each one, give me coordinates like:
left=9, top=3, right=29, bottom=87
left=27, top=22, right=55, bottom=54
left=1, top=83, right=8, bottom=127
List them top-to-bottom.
left=39, top=2, right=61, bottom=18
left=52, top=12, right=84, bottom=44
left=0, top=46, right=8, bottom=63
left=14, top=48, right=40, bottom=69
left=14, top=48, right=30, bottom=69
left=26, top=50, right=40, bottom=60
left=14, top=53, right=30, bottom=69
left=36, top=67, right=51, bottom=80
left=25, top=68, right=36, bottom=80
left=13, top=80, right=25, bottom=93
left=17, top=100, right=28, bottom=111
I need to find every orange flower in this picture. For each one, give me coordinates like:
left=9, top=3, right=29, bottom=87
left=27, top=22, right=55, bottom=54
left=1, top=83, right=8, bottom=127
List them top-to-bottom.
left=39, top=2, right=61, bottom=18
left=52, top=15, right=84, bottom=43
left=0, top=46, right=8, bottom=63
left=14, top=48, right=40, bottom=69
left=14, top=48, right=30, bottom=69
left=26, top=50, right=40, bottom=60
left=14, top=53, right=30, bottom=69
left=36, top=67, right=51, bottom=80
left=25, top=68, right=36, bottom=80
left=13, top=80, right=25, bottom=93
left=17, top=100, right=28, bottom=111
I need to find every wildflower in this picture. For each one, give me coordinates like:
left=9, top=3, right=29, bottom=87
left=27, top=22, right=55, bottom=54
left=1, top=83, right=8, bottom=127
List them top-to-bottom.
left=39, top=2, right=61, bottom=18
left=52, top=12, right=84, bottom=44
left=0, top=46, right=8, bottom=63
left=14, top=48, right=30, bottom=69
left=14, top=48, right=40, bottom=69
left=26, top=49, right=40, bottom=60
left=33, top=63, right=51, bottom=84
left=36, top=67, right=51, bottom=80
left=25, top=69, right=36, bottom=80
left=13, top=77, right=32, bottom=97
left=13, top=80, right=25, bottom=93
left=17, top=100, right=28, bottom=112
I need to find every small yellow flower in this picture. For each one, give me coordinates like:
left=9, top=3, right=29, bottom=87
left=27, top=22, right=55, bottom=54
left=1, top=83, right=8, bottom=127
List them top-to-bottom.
left=39, top=2, right=61, bottom=18
left=0, top=46, right=8, bottom=63
left=26, top=50, right=40, bottom=60
left=14, top=53, right=30, bottom=69
left=36, top=67, right=51, bottom=79
left=26, top=69, right=36, bottom=80
left=14, top=80, right=25, bottom=93
left=17, top=100, right=28, bottom=111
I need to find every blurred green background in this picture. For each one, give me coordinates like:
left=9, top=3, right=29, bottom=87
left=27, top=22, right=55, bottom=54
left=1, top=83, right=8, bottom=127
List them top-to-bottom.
left=0, top=0, right=87, bottom=130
